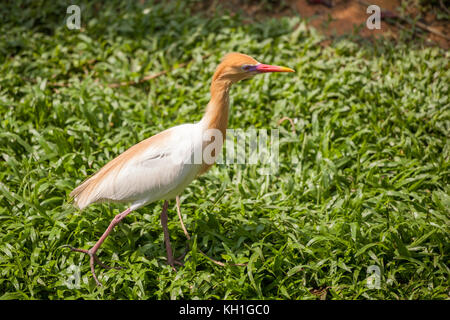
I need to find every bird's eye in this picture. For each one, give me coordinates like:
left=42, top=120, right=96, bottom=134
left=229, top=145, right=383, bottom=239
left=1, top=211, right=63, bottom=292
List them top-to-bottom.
left=241, top=64, right=252, bottom=71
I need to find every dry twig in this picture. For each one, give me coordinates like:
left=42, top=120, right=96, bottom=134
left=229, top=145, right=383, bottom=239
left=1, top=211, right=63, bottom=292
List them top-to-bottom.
left=278, top=116, right=296, bottom=134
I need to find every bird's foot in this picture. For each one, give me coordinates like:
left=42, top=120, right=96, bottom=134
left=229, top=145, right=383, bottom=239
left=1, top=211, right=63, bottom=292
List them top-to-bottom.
left=167, top=244, right=190, bottom=270
left=63, top=245, right=122, bottom=286
left=164, top=248, right=187, bottom=272
left=166, top=255, right=184, bottom=272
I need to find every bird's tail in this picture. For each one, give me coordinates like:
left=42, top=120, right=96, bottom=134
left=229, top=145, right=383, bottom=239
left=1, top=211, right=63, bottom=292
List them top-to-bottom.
left=70, top=177, right=95, bottom=210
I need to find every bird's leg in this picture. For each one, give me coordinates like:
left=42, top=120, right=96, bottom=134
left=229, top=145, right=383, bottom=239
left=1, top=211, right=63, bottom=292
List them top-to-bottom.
left=176, top=195, right=191, bottom=240
left=174, top=196, right=247, bottom=268
left=174, top=196, right=191, bottom=261
left=160, top=200, right=179, bottom=271
left=65, top=207, right=132, bottom=286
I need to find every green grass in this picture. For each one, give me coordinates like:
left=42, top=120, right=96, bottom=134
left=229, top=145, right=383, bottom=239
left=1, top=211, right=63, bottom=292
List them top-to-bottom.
left=0, top=0, right=449, bottom=299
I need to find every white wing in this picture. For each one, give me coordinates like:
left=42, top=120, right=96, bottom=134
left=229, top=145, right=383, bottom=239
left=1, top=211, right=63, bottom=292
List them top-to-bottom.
left=70, top=123, right=203, bottom=210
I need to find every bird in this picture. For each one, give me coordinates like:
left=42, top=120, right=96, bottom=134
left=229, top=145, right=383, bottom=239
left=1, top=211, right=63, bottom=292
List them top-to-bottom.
left=66, top=52, right=295, bottom=286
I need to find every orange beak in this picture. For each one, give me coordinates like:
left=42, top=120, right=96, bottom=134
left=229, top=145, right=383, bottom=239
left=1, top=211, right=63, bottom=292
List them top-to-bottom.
left=255, top=63, right=295, bottom=73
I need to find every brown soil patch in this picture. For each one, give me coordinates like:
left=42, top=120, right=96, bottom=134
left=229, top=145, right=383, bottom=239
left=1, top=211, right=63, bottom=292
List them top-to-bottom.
left=192, top=0, right=449, bottom=49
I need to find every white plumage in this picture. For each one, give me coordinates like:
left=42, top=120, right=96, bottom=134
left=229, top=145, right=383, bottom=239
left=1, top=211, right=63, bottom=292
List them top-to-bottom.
left=67, top=52, right=294, bottom=286
left=71, top=121, right=207, bottom=211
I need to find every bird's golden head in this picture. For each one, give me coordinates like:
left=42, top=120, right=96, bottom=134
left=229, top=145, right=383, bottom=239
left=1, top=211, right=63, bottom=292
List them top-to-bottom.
left=212, top=52, right=295, bottom=83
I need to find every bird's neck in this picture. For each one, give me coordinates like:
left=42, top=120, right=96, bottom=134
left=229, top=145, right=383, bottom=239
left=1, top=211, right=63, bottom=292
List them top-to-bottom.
left=201, top=79, right=232, bottom=140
